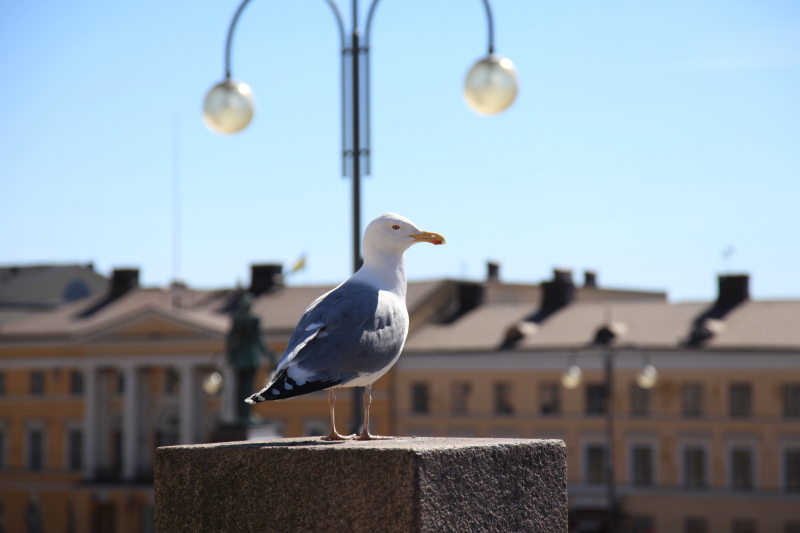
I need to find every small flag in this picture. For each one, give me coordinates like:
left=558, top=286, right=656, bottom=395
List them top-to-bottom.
left=291, top=254, right=307, bottom=274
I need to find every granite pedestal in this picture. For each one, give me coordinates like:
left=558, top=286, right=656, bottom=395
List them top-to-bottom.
left=155, top=437, right=566, bottom=533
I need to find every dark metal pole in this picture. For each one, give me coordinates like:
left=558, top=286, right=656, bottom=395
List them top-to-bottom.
left=350, top=0, right=365, bottom=435
left=351, top=38, right=361, bottom=272
left=605, top=349, right=617, bottom=533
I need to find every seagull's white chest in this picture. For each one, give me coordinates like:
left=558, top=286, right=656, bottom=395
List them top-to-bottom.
left=342, top=289, right=409, bottom=387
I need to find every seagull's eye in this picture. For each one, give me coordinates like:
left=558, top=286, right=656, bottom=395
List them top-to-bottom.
left=391, top=225, right=400, bottom=230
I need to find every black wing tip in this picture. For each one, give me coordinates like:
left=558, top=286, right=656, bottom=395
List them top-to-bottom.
left=246, top=372, right=343, bottom=403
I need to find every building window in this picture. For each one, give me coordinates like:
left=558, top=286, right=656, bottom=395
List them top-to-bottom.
left=63, top=278, right=91, bottom=301
left=70, top=370, right=83, bottom=395
left=30, top=371, right=44, bottom=395
left=117, top=371, right=125, bottom=395
left=0, top=372, right=5, bottom=395
left=451, top=382, right=470, bottom=415
left=494, top=382, right=514, bottom=415
left=539, top=382, right=561, bottom=415
left=411, top=383, right=429, bottom=414
left=682, top=383, right=704, bottom=417
left=586, top=384, right=607, bottom=415
left=630, top=384, right=650, bottom=416
left=730, top=384, right=752, bottom=417
left=783, top=384, right=800, bottom=418
left=27, top=428, right=44, bottom=471
left=67, top=429, right=83, bottom=471
left=586, top=444, right=606, bottom=485
left=632, top=445, right=654, bottom=487
left=683, top=446, right=707, bottom=488
left=731, top=448, right=754, bottom=490
left=785, top=449, right=800, bottom=492
left=684, top=517, right=708, bottom=533
left=732, top=519, right=757, bottom=533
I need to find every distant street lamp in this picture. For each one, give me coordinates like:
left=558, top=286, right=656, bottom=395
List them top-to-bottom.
left=203, top=0, right=518, bottom=272
left=204, top=0, right=518, bottom=434
left=463, top=54, right=519, bottom=115
left=203, top=80, right=254, bottom=135
left=561, top=327, right=658, bottom=533
left=202, top=370, right=223, bottom=395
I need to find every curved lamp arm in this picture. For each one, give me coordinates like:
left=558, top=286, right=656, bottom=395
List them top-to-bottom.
left=223, top=0, right=346, bottom=80
left=223, top=0, right=253, bottom=80
left=363, top=0, right=494, bottom=54
left=480, top=0, right=495, bottom=55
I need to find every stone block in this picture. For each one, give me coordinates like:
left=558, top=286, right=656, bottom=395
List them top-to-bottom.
left=155, top=437, right=566, bottom=533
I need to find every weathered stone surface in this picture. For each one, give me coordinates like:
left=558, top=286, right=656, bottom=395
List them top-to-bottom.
left=155, top=437, right=566, bottom=533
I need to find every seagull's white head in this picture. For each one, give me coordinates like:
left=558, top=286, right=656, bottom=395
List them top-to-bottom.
left=363, top=213, right=446, bottom=258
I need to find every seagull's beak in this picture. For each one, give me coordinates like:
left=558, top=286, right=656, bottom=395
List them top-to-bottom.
left=409, top=231, right=446, bottom=245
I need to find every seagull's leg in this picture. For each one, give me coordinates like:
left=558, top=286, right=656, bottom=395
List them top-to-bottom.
left=357, top=384, right=394, bottom=440
left=358, top=384, right=373, bottom=440
left=321, top=389, right=352, bottom=441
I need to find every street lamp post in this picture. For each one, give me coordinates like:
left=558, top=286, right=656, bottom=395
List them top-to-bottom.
left=203, top=0, right=518, bottom=434
left=562, top=326, right=659, bottom=533
left=603, top=345, right=618, bottom=533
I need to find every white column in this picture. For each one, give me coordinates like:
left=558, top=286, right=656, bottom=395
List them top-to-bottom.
left=82, top=365, right=99, bottom=479
left=179, top=365, right=197, bottom=444
left=122, top=366, right=140, bottom=480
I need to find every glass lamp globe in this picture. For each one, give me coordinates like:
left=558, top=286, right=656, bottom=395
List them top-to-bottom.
left=464, top=54, right=519, bottom=115
left=203, top=79, right=255, bottom=134
left=561, top=364, right=583, bottom=390
left=636, top=364, right=659, bottom=390
left=202, top=371, right=223, bottom=395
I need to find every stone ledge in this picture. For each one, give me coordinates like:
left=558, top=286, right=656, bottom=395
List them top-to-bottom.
left=155, top=437, right=567, bottom=533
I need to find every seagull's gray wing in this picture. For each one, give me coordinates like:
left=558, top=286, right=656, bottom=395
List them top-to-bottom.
left=247, top=280, right=408, bottom=402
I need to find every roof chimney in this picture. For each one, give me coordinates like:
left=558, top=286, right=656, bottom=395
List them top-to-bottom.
left=487, top=262, right=500, bottom=282
left=250, top=264, right=283, bottom=296
left=77, top=267, right=138, bottom=317
left=110, top=268, right=139, bottom=299
left=520, top=268, right=575, bottom=324
left=541, top=269, right=575, bottom=311
left=584, top=270, right=597, bottom=288
left=684, top=273, right=750, bottom=347
left=716, top=274, right=749, bottom=308
left=438, top=282, right=484, bottom=324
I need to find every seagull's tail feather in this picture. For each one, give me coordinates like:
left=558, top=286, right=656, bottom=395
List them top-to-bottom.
left=245, top=368, right=344, bottom=404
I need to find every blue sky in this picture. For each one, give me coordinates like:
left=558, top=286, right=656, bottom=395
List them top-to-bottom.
left=1, top=0, right=798, bottom=302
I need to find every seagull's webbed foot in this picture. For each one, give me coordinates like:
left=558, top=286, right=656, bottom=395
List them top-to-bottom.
left=355, top=429, right=394, bottom=441
left=321, top=431, right=355, bottom=441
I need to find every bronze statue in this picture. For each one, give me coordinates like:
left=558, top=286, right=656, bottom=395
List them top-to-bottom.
left=225, top=293, right=275, bottom=423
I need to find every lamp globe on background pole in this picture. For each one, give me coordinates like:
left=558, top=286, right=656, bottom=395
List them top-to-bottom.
left=464, top=54, right=519, bottom=115
left=203, top=79, right=255, bottom=134
left=561, top=363, right=583, bottom=390
left=636, top=363, right=659, bottom=390
left=202, top=371, right=224, bottom=395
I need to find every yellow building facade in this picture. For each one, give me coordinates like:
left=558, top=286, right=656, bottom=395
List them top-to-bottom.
left=1, top=265, right=798, bottom=533
left=0, top=267, right=460, bottom=532
left=398, top=273, right=800, bottom=533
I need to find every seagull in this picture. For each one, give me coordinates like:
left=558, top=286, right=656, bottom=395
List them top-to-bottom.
left=245, top=213, right=446, bottom=440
